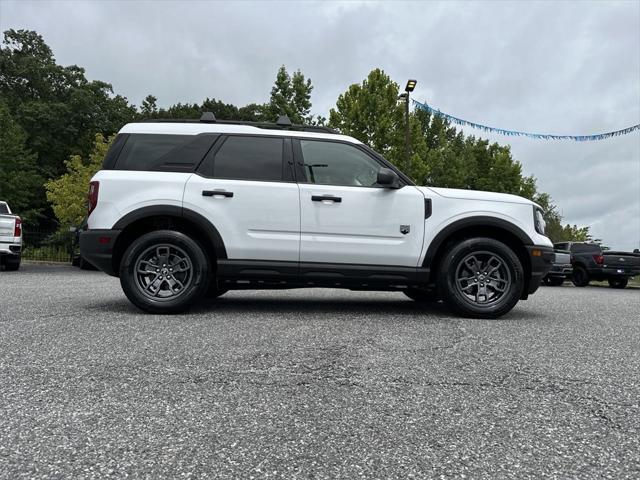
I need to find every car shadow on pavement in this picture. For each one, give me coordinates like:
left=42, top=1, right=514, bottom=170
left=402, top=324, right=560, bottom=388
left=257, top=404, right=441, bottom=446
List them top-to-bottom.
left=93, top=293, right=546, bottom=322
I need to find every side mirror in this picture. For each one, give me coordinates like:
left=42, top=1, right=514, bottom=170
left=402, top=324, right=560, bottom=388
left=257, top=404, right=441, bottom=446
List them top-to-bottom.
left=377, top=168, right=401, bottom=189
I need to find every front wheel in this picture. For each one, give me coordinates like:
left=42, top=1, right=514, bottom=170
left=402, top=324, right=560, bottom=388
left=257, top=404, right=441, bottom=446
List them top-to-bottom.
left=119, top=230, right=210, bottom=314
left=437, top=238, right=524, bottom=319
left=608, top=278, right=628, bottom=289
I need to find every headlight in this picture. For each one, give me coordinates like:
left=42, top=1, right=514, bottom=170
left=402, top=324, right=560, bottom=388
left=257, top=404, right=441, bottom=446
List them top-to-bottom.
left=533, top=207, right=546, bottom=235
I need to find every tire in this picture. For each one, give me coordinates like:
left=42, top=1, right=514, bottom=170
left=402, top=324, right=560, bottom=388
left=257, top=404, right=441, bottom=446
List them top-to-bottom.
left=119, top=230, right=210, bottom=314
left=437, top=237, right=524, bottom=319
left=3, top=256, right=21, bottom=271
left=571, top=266, right=590, bottom=287
left=545, top=276, right=565, bottom=287
left=608, top=278, right=628, bottom=289
left=403, top=288, right=439, bottom=302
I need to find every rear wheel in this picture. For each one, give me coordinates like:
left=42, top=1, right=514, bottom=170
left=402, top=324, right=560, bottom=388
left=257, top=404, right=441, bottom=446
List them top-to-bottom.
left=119, top=230, right=209, bottom=314
left=437, top=237, right=524, bottom=319
left=571, top=266, right=590, bottom=287
left=608, top=278, right=628, bottom=289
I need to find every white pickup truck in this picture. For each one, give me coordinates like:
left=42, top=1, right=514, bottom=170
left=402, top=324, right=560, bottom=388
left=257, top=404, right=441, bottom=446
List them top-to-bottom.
left=0, top=201, right=22, bottom=271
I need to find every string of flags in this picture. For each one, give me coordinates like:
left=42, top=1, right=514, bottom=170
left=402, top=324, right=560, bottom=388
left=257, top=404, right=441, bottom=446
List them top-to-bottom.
left=412, top=99, right=640, bottom=142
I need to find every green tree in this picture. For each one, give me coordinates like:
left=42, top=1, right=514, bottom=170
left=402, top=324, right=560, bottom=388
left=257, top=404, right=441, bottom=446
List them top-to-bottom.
left=0, top=29, right=137, bottom=178
left=264, top=65, right=313, bottom=123
left=329, top=69, right=405, bottom=164
left=140, top=95, right=158, bottom=117
left=0, top=101, right=44, bottom=222
left=45, top=134, right=112, bottom=228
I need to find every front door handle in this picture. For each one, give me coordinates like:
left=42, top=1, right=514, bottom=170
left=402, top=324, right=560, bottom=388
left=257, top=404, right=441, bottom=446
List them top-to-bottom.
left=203, top=190, right=233, bottom=198
left=312, top=195, right=342, bottom=203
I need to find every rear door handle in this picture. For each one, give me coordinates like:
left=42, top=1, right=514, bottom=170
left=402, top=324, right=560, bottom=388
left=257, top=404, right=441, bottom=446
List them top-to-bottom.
left=203, top=190, right=233, bottom=198
left=312, top=195, right=342, bottom=203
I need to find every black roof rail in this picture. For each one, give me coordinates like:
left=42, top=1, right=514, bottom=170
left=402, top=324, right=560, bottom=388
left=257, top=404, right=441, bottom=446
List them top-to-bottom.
left=140, top=112, right=338, bottom=134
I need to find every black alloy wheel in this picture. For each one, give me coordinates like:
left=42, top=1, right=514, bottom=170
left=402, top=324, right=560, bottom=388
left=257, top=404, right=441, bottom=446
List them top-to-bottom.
left=120, top=230, right=210, bottom=314
left=438, top=237, right=524, bottom=319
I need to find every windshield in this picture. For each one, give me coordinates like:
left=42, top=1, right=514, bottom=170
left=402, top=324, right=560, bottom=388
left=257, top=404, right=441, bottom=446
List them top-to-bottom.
left=0, top=203, right=9, bottom=214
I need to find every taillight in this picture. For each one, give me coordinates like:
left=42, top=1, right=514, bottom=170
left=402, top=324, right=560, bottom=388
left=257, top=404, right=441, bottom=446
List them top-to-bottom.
left=88, top=181, right=99, bottom=216
left=14, top=217, right=22, bottom=237
left=593, top=254, right=604, bottom=265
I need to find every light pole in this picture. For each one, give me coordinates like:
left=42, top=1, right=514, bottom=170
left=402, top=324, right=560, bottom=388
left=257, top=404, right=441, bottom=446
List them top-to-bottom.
left=402, top=79, right=417, bottom=174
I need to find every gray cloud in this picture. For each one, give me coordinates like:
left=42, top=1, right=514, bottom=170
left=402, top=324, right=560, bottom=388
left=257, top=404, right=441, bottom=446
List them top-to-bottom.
left=1, top=0, right=638, bottom=249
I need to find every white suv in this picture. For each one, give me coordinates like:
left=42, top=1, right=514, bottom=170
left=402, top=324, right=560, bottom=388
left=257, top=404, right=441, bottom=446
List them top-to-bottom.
left=80, top=114, right=553, bottom=318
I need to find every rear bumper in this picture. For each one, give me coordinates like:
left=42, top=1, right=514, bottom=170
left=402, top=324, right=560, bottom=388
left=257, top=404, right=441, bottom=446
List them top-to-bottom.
left=79, top=229, right=120, bottom=276
left=0, top=241, right=21, bottom=257
left=526, top=245, right=554, bottom=295
left=593, top=266, right=640, bottom=278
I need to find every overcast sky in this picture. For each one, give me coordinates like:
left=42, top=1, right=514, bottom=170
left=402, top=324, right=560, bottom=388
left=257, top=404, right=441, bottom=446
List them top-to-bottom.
left=2, top=0, right=639, bottom=250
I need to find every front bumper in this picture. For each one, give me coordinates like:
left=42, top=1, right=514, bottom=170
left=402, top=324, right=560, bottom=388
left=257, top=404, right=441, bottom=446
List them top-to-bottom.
left=79, top=229, right=121, bottom=276
left=526, top=245, right=554, bottom=296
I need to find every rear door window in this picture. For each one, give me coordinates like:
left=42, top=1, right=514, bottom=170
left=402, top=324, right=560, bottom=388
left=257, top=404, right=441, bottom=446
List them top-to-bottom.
left=211, top=136, right=284, bottom=182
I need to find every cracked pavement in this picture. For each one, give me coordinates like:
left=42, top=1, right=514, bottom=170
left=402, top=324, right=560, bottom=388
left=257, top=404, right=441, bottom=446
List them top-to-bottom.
left=1, top=264, right=639, bottom=478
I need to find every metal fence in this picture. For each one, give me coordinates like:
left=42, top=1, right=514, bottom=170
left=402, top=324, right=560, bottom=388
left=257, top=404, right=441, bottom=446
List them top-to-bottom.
left=21, top=228, right=74, bottom=263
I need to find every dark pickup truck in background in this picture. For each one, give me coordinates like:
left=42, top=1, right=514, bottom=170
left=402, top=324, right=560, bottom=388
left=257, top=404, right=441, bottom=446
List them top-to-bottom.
left=554, top=242, right=640, bottom=289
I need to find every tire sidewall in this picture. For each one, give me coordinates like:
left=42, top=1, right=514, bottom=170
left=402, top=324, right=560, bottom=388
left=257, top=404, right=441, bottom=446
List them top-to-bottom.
left=120, top=230, right=209, bottom=313
left=438, top=238, right=524, bottom=319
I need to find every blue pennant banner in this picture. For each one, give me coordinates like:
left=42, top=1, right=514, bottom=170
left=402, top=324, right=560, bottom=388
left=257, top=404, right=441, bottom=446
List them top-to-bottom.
left=412, top=100, right=640, bottom=141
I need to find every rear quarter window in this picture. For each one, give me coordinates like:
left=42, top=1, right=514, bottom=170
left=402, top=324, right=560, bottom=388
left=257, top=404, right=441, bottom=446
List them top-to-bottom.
left=113, top=133, right=218, bottom=172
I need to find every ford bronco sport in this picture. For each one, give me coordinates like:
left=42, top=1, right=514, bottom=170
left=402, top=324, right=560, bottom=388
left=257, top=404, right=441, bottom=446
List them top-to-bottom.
left=80, top=114, right=553, bottom=318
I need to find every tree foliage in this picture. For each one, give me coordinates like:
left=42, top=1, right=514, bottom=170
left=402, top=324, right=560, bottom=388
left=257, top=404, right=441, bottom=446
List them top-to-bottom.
left=0, top=29, right=137, bottom=178
left=264, top=65, right=314, bottom=124
left=329, top=69, right=404, bottom=163
left=0, top=101, right=44, bottom=222
left=45, top=134, right=112, bottom=228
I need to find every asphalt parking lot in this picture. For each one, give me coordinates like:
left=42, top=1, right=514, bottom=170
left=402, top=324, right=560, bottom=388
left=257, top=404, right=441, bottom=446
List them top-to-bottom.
left=1, top=264, right=639, bottom=479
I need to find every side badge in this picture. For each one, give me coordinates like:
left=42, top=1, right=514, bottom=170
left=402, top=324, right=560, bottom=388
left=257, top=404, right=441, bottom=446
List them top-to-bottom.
left=400, top=225, right=410, bottom=235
